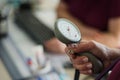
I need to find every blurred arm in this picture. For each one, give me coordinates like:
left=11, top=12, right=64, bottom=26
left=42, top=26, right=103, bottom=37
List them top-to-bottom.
left=57, top=1, right=120, bottom=48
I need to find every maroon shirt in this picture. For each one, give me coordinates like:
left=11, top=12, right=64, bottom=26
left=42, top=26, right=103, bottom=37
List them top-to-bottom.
left=63, top=0, right=120, bottom=31
left=107, top=60, right=120, bottom=80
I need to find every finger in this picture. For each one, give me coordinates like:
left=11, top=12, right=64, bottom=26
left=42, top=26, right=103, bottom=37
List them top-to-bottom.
left=68, top=40, right=96, bottom=53
left=68, top=43, right=79, bottom=48
left=65, top=47, right=74, bottom=54
left=65, top=48, right=77, bottom=59
left=65, top=48, right=73, bottom=56
left=71, top=56, right=88, bottom=64
left=73, top=62, right=92, bottom=71
left=80, top=70, right=92, bottom=75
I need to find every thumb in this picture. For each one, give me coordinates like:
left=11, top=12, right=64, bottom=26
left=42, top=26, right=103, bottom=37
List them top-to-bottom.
left=69, top=40, right=95, bottom=53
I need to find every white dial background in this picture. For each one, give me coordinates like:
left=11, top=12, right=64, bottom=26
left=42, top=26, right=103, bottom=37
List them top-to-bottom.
left=57, top=20, right=81, bottom=42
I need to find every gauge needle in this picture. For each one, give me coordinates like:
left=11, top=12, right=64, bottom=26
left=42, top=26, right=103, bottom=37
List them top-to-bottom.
left=67, top=26, right=72, bottom=37
left=67, top=26, right=70, bottom=31
left=75, top=34, right=77, bottom=37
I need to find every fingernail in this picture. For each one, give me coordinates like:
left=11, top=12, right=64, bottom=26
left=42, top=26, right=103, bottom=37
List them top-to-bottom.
left=71, top=44, right=78, bottom=48
left=82, top=58, right=88, bottom=62
left=86, top=63, right=92, bottom=68
left=88, top=70, right=92, bottom=74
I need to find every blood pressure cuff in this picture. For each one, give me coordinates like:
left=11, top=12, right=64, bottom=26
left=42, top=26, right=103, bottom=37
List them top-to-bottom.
left=14, top=10, right=55, bottom=44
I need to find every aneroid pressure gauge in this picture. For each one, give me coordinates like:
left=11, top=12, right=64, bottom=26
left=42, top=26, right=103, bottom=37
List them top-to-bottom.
left=54, top=18, right=103, bottom=75
left=54, top=18, right=81, bottom=44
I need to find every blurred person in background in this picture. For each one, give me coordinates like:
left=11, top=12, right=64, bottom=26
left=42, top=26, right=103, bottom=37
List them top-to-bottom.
left=56, top=0, right=120, bottom=48
left=44, top=37, right=66, bottom=53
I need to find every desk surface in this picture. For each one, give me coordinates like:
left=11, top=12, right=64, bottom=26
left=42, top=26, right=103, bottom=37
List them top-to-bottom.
left=0, top=59, right=94, bottom=80
left=0, top=59, right=11, bottom=80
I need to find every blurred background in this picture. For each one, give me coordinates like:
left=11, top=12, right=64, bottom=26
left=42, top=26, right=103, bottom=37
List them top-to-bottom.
left=0, top=0, right=96, bottom=80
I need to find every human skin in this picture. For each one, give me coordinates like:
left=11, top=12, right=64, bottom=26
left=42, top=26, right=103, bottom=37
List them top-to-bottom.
left=43, top=1, right=120, bottom=53
left=57, top=1, right=120, bottom=48
left=44, top=37, right=66, bottom=53
left=65, top=40, right=120, bottom=75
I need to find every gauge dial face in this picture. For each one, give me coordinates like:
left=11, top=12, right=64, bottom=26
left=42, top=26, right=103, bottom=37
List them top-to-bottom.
left=57, top=19, right=81, bottom=42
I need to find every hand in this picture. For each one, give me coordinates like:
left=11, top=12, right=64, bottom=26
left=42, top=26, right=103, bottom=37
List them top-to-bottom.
left=44, top=38, right=66, bottom=54
left=65, top=40, right=113, bottom=75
